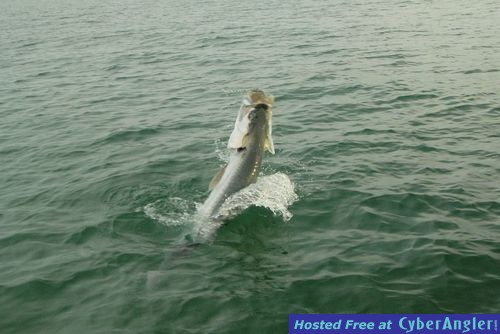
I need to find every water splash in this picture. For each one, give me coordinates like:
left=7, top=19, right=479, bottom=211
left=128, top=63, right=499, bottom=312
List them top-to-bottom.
left=214, top=138, right=230, bottom=163
left=193, top=172, right=298, bottom=241
left=217, top=172, right=297, bottom=221
left=143, top=173, right=298, bottom=242
left=143, top=197, right=198, bottom=227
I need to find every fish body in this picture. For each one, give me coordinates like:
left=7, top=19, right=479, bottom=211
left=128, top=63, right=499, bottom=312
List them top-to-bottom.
left=198, top=89, right=275, bottom=219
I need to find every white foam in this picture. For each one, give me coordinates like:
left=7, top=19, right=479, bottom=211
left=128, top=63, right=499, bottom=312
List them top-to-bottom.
left=214, top=138, right=230, bottom=163
left=192, top=172, right=298, bottom=241
left=216, top=172, right=297, bottom=221
left=143, top=173, right=298, bottom=242
left=143, top=197, right=197, bottom=227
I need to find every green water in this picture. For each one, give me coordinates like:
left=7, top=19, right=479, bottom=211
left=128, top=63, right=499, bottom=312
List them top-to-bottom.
left=1, top=0, right=500, bottom=333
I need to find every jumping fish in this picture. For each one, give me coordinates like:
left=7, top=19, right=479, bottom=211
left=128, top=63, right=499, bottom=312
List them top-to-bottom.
left=198, top=89, right=275, bottom=219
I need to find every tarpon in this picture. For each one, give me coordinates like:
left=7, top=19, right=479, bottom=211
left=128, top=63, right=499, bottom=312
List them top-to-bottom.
left=198, top=89, right=275, bottom=219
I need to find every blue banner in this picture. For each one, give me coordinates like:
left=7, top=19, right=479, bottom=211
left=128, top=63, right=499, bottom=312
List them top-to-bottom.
left=289, top=314, right=499, bottom=334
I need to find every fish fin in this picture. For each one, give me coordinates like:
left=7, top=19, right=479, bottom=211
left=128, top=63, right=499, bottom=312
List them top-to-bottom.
left=228, top=110, right=250, bottom=149
left=264, top=118, right=275, bottom=154
left=228, top=128, right=244, bottom=148
left=242, top=134, right=252, bottom=148
left=264, top=136, right=275, bottom=154
left=208, top=164, right=227, bottom=191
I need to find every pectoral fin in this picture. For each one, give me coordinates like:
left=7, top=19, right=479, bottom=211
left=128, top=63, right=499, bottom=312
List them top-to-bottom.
left=228, top=107, right=250, bottom=149
left=264, top=119, right=275, bottom=154
left=208, top=164, right=227, bottom=191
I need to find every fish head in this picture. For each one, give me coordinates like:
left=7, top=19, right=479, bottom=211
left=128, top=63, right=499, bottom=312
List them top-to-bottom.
left=228, top=89, right=275, bottom=154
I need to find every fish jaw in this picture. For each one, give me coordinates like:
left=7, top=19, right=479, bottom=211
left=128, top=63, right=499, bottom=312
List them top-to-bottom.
left=228, top=89, right=274, bottom=154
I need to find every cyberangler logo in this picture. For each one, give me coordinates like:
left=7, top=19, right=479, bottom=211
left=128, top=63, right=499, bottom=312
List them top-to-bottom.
left=398, top=316, right=498, bottom=334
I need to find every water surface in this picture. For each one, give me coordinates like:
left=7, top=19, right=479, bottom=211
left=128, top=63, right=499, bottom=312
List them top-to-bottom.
left=1, top=0, right=500, bottom=333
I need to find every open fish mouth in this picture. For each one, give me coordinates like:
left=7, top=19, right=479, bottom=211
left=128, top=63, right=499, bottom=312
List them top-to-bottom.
left=228, top=89, right=275, bottom=154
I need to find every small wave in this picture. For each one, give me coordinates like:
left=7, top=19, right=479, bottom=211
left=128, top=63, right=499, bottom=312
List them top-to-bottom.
left=462, top=68, right=500, bottom=74
left=389, top=93, right=439, bottom=103
left=97, top=127, right=161, bottom=144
